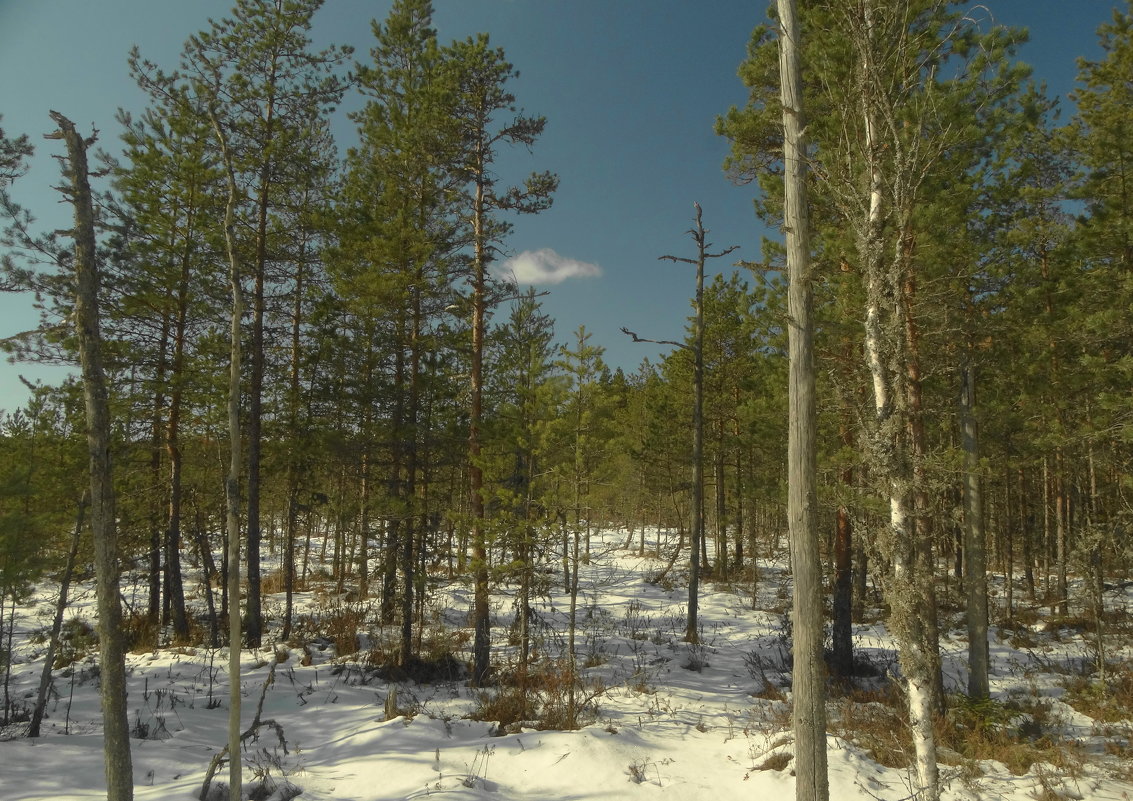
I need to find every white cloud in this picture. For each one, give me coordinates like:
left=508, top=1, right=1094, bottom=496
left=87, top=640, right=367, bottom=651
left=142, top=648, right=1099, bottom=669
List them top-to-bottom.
left=498, top=248, right=602, bottom=285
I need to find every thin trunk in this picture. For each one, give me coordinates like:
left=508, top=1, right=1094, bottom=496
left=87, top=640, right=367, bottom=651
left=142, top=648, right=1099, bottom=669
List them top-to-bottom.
left=244, top=60, right=279, bottom=652
left=209, top=106, right=243, bottom=801
left=470, top=167, right=490, bottom=687
left=658, top=204, right=737, bottom=642
left=165, top=229, right=192, bottom=641
left=282, top=244, right=305, bottom=642
left=904, top=266, right=944, bottom=715
left=689, top=275, right=703, bottom=641
left=401, top=288, right=422, bottom=667
left=151, top=313, right=169, bottom=635
left=384, top=321, right=406, bottom=623
left=359, top=345, right=374, bottom=598
left=961, top=364, right=989, bottom=698
left=732, top=407, right=745, bottom=571
left=832, top=418, right=854, bottom=679
left=714, top=445, right=727, bottom=578
left=1055, top=453, right=1068, bottom=616
left=1020, top=468, right=1036, bottom=600
left=1005, top=483, right=1015, bottom=618
left=29, top=491, right=87, bottom=738
left=567, top=524, right=580, bottom=729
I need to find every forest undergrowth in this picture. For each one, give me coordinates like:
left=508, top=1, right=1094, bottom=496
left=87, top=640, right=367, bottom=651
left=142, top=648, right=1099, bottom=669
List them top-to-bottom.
left=2, top=527, right=1133, bottom=801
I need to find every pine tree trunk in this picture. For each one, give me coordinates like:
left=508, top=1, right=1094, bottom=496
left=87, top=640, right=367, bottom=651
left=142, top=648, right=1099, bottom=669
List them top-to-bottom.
left=209, top=106, right=244, bottom=801
left=52, top=110, right=135, bottom=801
left=470, top=171, right=491, bottom=687
left=164, top=180, right=197, bottom=644
left=282, top=244, right=305, bottom=642
left=165, top=265, right=190, bottom=642
left=401, top=287, right=423, bottom=667
left=688, top=304, right=702, bottom=636
left=150, top=312, right=168, bottom=637
left=383, top=329, right=406, bottom=623
left=961, top=364, right=990, bottom=698
left=832, top=421, right=854, bottom=679
left=714, top=445, right=727, bottom=578
left=1055, top=453, right=1069, bottom=616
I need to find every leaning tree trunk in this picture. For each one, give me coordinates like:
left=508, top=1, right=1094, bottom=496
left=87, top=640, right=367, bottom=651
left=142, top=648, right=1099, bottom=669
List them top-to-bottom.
left=775, top=9, right=828, bottom=801
left=51, top=110, right=135, bottom=801
left=29, top=490, right=87, bottom=738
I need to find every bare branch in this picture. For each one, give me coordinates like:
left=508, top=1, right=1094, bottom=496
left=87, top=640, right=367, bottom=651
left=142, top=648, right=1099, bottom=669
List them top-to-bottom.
left=619, top=326, right=689, bottom=351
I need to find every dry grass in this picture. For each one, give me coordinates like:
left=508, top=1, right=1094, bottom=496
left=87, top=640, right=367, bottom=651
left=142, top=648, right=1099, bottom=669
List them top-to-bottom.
left=319, top=602, right=370, bottom=657
left=471, top=658, right=604, bottom=731
left=1061, top=660, right=1133, bottom=723
left=828, top=682, right=910, bottom=768
left=935, top=694, right=1080, bottom=778
left=757, top=752, right=793, bottom=772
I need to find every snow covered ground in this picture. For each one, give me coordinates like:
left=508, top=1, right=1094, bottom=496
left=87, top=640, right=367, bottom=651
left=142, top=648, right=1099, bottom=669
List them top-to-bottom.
left=3, top=528, right=1133, bottom=800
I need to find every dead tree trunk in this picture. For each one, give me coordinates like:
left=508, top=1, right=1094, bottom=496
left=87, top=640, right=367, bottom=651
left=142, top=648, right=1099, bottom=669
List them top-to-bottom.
left=775, top=8, right=829, bottom=800
left=50, top=110, right=135, bottom=801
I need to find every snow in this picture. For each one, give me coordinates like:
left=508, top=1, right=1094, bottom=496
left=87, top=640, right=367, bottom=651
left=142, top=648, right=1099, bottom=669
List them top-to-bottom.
left=3, top=529, right=1133, bottom=801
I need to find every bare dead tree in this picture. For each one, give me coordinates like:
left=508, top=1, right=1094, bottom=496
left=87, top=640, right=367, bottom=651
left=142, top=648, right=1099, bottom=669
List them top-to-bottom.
left=775, top=3, right=828, bottom=799
left=48, top=110, right=134, bottom=801
left=624, top=202, right=736, bottom=644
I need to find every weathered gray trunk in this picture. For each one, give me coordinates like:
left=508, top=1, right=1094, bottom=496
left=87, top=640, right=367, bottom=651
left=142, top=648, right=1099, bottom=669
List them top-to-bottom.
left=775, top=9, right=829, bottom=800
left=51, top=110, right=135, bottom=801
left=687, top=210, right=705, bottom=644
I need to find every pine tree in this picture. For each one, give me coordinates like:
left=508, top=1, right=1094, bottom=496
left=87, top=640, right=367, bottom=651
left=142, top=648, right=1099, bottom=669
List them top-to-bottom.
left=166, top=0, right=351, bottom=647
left=346, top=0, right=462, bottom=661
left=1072, top=3, right=1133, bottom=550
left=721, top=5, right=1029, bottom=796
left=447, top=32, right=557, bottom=686
left=110, top=88, right=227, bottom=642
left=489, top=288, right=563, bottom=705
left=556, top=325, right=609, bottom=727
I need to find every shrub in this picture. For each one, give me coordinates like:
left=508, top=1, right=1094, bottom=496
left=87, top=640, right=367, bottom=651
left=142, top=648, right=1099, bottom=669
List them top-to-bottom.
left=53, top=617, right=98, bottom=669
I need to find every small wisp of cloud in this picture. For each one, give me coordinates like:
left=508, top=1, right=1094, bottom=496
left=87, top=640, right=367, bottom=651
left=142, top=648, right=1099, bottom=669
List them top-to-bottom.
left=497, top=248, right=602, bottom=285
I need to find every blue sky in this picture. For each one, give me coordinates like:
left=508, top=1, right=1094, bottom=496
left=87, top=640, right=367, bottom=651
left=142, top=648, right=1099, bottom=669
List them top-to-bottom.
left=0, top=0, right=1118, bottom=413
